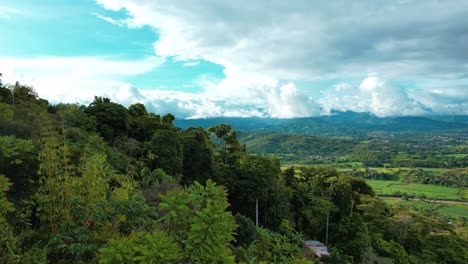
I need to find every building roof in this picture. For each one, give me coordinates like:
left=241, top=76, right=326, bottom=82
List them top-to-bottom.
left=303, top=240, right=331, bottom=257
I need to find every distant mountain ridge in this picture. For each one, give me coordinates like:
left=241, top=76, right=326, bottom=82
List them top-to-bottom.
left=174, top=111, right=468, bottom=136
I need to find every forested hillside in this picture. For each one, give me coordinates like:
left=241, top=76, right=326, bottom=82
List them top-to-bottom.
left=0, top=81, right=467, bottom=263
left=175, top=111, right=468, bottom=137
left=237, top=131, right=468, bottom=167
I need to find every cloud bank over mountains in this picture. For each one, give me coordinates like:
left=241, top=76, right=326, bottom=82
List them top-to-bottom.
left=2, top=0, right=467, bottom=118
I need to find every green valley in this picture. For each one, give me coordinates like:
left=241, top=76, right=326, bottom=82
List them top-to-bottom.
left=0, top=80, right=467, bottom=263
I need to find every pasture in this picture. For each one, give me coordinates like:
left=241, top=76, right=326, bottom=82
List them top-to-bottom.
left=366, top=180, right=467, bottom=200
left=381, top=198, right=468, bottom=218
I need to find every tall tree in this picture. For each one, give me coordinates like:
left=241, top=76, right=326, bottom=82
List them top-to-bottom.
left=84, top=97, right=129, bottom=143
left=128, top=103, right=160, bottom=142
left=208, top=124, right=242, bottom=164
left=181, top=127, right=214, bottom=185
left=147, top=129, right=183, bottom=177
left=0, top=136, right=37, bottom=201
left=159, top=180, right=236, bottom=263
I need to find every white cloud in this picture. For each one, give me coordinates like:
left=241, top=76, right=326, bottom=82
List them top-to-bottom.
left=93, top=0, right=468, bottom=117
left=95, top=0, right=468, bottom=78
left=3, top=1, right=468, bottom=119
left=0, top=5, right=20, bottom=19
left=92, top=12, right=126, bottom=26
left=0, top=56, right=163, bottom=103
left=182, top=61, right=200, bottom=67
left=320, top=75, right=428, bottom=117
left=265, top=83, right=321, bottom=118
left=408, top=86, right=468, bottom=115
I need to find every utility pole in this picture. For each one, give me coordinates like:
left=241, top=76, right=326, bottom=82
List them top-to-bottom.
left=326, top=181, right=334, bottom=245
left=264, top=189, right=268, bottom=226
left=255, top=198, right=259, bottom=226
left=326, top=212, right=330, bottom=244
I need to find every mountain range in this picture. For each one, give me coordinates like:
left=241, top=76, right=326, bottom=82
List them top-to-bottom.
left=175, top=111, right=468, bottom=136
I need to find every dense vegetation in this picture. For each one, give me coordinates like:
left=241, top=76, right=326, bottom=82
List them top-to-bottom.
left=0, top=80, right=467, bottom=263
left=175, top=112, right=468, bottom=137
left=237, top=131, right=468, bottom=168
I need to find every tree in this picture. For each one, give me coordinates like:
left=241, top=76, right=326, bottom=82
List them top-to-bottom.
left=84, top=97, right=129, bottom=143
left=128, top=103, right=160, bottom=142
left=161, top=113, right=175, bottom=129
left=208, top=124, right=242, bottom=164
left=181, top=127, right=214, bottom=185
left=147, top=129, right=183, bottom=177
left=0, top=136, right=37, bottom=200
left=226, top=155, right=281, bottom=222
left=0, top=175, right=19, bottom=263
left=159, top=180, right=237, bottom=263
left=234, top=213, right=257, bottom=247
left=331, top=213, right=371, bottom=263
left=246, top=227, right=302, bottom=263
left=98, top=230, right=182, bottom=264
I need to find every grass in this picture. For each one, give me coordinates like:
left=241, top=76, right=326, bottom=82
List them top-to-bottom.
left=366, top=180, right=467, bottom=200
left=380, top=198, right=468, bottom=218
left=437, top=204, right=468, bottom=218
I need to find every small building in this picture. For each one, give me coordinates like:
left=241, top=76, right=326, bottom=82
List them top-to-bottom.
left=303, top=240, right=330, bottom=257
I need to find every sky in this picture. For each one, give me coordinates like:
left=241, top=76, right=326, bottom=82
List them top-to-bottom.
left=1, top=0, right=467, bottom=118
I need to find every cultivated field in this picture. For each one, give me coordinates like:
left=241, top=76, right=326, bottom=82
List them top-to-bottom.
left=366, top=180, right=467, bottom=200
left=381, top=197, right=468, bottom=218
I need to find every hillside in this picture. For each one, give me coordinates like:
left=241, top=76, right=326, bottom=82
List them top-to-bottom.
left=1, top=83, right=467, bottom=263
left=175, top=111, right=468, bottom=136
left=237, top=131, right=357, bottom=163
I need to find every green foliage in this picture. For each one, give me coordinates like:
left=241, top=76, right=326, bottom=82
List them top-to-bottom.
left=0, top=80, right=467, bottom=263
left=0, top=84, right=53, bottom=139
left=85, top=96, right=130, bottom=142
left=55, top=103, right=96, bottom=132
left=128, top=103, right=161, bottom=142
left=161, top=113, right=176, bottom=128
left=208, top=124, right=242, bottom=164
left=181, top=127, right=214, bottom=185
left=148, top=128, right=183, bottom=176
left=240, top=132, right=357, bottom=164
left=36, top=135, right=72, bottom=232
left=0, top=136, right=37, bottom=199
left=226, top=155, right=282, bottom=223
left=136, top=167, right=173, bottom=189
left=288, top=167, right=336, bottom=237
left=0, top=175, right=19, bottom=263
left=160, top=180, right=237, bottom=263
left=366, top=180, right=467, bottom=200
left=44, top=193, right=156, bottom=262
left=356, top=196, right=390, bottom=234
left=385, top=206, right=468, bottom=263
left=234, top=213, right=257, bottom=247
left=331, top=214, right=371, bottom=263
left=246, top=227, right=301, bottom=263
left=98, top=230, right=182, bottom=264
left=421, top=232, right=468, bottom=264
left=372, top=234, right=410, bottom=264
left=98, top=235, right=135, bottom=264
left=20, top=246, right=48, bottom=264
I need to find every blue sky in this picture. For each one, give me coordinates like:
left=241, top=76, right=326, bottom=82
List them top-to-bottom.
left=1, top=0, right=467, bottom=118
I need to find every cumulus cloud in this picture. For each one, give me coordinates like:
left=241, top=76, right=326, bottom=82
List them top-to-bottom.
left=91, top=0, right=468, bottom=117
left=96, top=0, right=468, bottom=78
left=3, top=1, right=467, bottom=118
left=0, top=56, right=163, bottom=103
left=320, top=75, right=428, bottom=117
left=265, top=83, right=321, bottom=118
left=408, top=86, right=468, bottom=115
